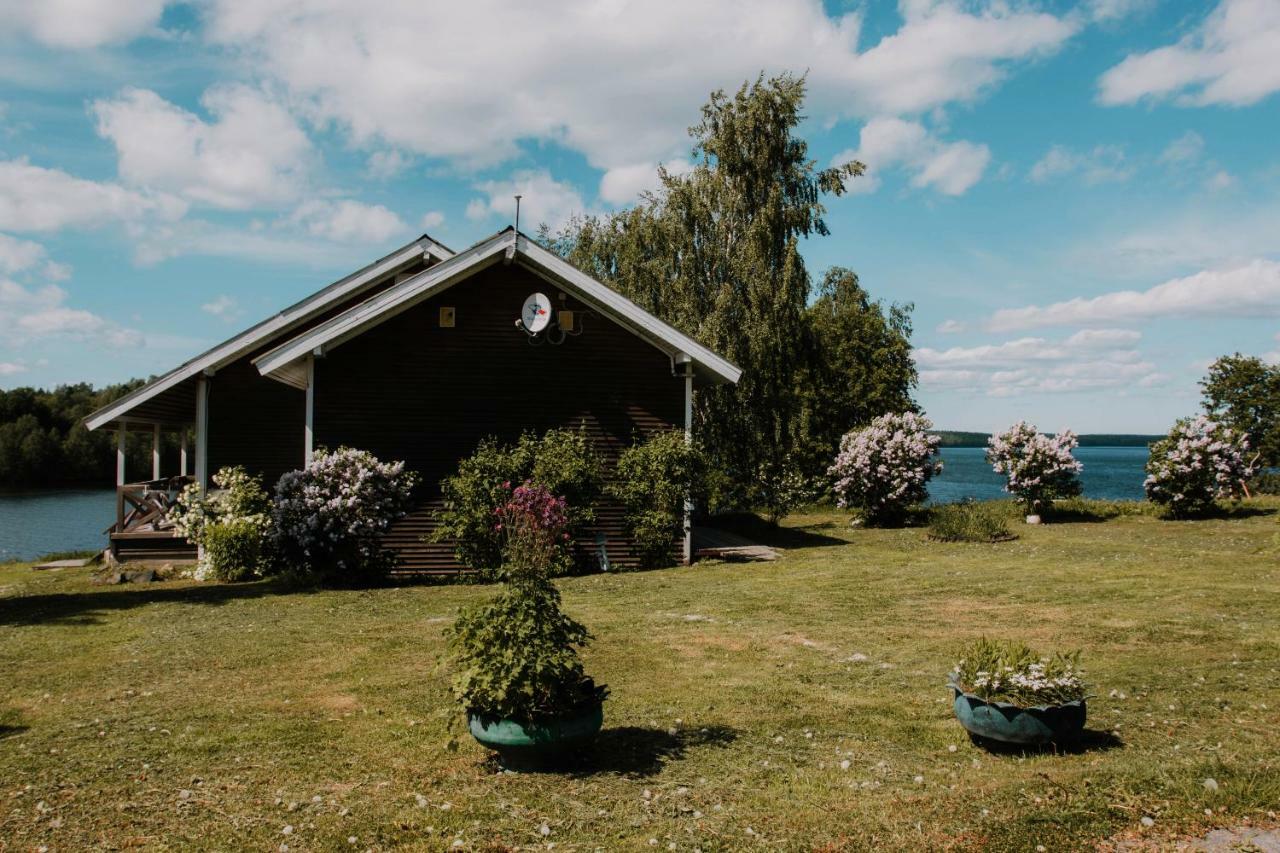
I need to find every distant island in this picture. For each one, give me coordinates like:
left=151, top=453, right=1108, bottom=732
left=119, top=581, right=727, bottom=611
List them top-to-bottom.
left=933, top=431, right=1161, bottom=448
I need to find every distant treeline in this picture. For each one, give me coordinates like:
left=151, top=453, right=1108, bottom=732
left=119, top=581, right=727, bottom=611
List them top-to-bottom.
left=0, top=381, right=172, bottom=488
left=932, top=431, right=1161, bottom=448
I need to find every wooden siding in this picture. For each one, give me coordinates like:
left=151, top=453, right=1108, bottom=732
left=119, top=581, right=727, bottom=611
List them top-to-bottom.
left=314, top=263, right=685, bottom=572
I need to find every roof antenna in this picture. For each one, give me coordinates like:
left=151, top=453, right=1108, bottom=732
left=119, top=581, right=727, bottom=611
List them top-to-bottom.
left=513, top=194, right=522, bottom=234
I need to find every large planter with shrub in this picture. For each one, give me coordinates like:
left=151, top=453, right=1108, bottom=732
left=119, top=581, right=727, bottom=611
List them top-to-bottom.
left=448, top=483, right=609, bottom=770
left=949, top=638, right=1089, bottom=746
left=949, top=679, right=1085, bottom=745
left=468, top=701, right=604, bottom=767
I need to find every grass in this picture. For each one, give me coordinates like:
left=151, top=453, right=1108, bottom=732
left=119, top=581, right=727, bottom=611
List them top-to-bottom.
left=1, top=498, right=1278, bottom=850
left=927, top=500, right=1016, bottom=543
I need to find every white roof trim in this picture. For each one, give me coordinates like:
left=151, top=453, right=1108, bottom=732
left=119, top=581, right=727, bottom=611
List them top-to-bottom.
left=254, top=230, right=741, bottom=386
left=84, top=235, right=453, bottom=431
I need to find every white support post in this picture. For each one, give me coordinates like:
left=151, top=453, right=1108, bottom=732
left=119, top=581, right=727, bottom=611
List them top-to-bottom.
left=304, top=355, right=315, bottom=466
left=683, top=370, right=694, bottom=565
left=195, top=374, right=210, bottom=493
left=116, top=421, right=127, bottom=486
left=152, top=423, right=161, bottom=481
left=179, top=429, right=188, bottom=477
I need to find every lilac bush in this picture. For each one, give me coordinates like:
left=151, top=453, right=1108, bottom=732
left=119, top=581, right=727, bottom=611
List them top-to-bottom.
left=828, top=412, right=942, bottom=524
left=1144, top=415, right=1256, bottom=517
left=986, top=422, right=1083, bottom=514
left=273, top=447, right=418, bottom=584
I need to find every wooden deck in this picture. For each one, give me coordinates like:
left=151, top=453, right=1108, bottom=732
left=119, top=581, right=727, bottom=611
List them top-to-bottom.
left=107, top=477, right=198, bottom=565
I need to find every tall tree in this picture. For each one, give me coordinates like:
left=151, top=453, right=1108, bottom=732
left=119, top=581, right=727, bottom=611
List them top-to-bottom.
left=558, top=73, right=863, bottom=517
left=798, top=267, right=917, bottom=472
left=1200, top=354, right=1280, bottom=466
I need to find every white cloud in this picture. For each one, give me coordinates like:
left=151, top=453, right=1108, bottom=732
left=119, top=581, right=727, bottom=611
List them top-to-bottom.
left=0, top=0, right=168, bottom=49
left=203, top=0, right=1075, bottom=172
left=1087, top=0, right=1156, bottom=23
left=1098, top=0, right=1280, bottom=107
left=92, top=85, right=313, bottom=210
left=832, top=117, right=990, bottom=196
left=1158, top=131, right=1205, bottom=166
left=1029, top=144, right=1131, bottom=185
left=367, top=150, right=412, bottom=180
left=0, top=158, right=186, bottom=233
left=599, top=160, right=693, bottom=205
left=1205, top=169, right=1236, bottom=191
left=467, top=170, right=589, bottom=232
left=285, top=199, right=408, bottom=243
left=419, top=210, right=445, bottom=231
left=129, top=218, right=378, bottom=267
left=0, top=232, right=47, bottom=275
left=988, top=259, right=1280, bottom=331
left=0, top=278, right=143, bottom=348
left=200, top=294, right=239, bottom=320
left=936, top=319, right=966, bottom=334
left=917, top=327, right=1160, bottom=396
left=1265, top=331, right=1280, bottom=365
left=0, top=360, right=25, bottom=376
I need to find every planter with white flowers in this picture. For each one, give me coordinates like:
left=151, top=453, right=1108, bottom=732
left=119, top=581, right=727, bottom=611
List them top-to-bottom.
left=948, top=639, right=1088, bottom=746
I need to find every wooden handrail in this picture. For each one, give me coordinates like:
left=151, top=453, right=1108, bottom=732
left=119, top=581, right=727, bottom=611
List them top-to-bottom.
left=107, top=475, right=196, bottom=536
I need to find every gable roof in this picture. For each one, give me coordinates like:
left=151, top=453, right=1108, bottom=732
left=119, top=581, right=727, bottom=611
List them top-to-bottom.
left=252, top=228, right=742, bottom=387
left=84, top=234, right=454, bottom=431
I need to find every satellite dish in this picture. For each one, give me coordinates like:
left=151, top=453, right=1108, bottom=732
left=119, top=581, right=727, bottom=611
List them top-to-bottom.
left=521, top=292, right=552, bottom=334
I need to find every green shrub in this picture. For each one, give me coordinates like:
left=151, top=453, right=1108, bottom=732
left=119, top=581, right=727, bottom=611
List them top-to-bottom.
left=434, top=428, right=604, bottom=576
left=610, top=430, right=706, bottom=568
left=1251, top=470, right=1280, bottom=495
left=448, top=483, right=607, bottom=723
left=928, top=500, right=1015, bottom=543
left=201, top=519, right=263, bottom=582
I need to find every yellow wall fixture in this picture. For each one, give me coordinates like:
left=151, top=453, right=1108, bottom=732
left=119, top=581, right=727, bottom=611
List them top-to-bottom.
left=439, top=307, right=456, bottom=328
left=559, top=310, right=575, bottom=332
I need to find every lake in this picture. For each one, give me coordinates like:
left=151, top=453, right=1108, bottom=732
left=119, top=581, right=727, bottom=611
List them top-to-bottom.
left=928, top=446, right=1149, bottom=504
left=0, top=447, right=1152, bottom=562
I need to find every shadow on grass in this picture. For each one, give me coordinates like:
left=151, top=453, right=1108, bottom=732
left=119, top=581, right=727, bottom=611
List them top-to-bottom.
left=700, top=513, right=846, bottom=549
left=0, top=579, right=298, bottom=627
left=0, top=723, right=29, bottom=740
left=482, top=725, right=738, bottom=777
left=969, top=728, right=1124, bottom=756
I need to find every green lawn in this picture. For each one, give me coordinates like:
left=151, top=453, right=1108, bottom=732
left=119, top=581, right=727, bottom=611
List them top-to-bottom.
left=2, top=501, right=1278, bottom=851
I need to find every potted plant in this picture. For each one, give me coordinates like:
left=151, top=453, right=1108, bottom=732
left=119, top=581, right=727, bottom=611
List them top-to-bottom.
left=447, top=482, right=608, bottom=768
left=949, top=639, right=1088, bottom=746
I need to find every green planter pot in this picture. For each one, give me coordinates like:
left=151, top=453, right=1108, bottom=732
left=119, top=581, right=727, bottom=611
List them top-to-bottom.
left=950, top=683, right=1086, bottom=746
left=468, top=702, right=604, bottom=769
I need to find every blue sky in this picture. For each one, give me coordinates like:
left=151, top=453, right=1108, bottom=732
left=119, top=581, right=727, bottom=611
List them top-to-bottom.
left=0, top=0, right=1277, bottom=433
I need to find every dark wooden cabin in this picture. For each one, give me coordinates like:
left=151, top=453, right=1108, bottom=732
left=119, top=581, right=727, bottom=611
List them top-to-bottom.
left=85, top=229, right=740, bottom=572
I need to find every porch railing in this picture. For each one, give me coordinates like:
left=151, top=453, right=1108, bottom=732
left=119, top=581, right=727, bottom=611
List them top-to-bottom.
left=107, top=475, right=196, bottom=536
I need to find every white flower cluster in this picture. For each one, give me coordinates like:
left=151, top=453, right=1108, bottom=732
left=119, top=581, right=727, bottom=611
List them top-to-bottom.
left=828, top=412, right=941, bottom=522
left=1144, top=414, right=1256, bottom=514
left=986, top=421, right=1082, bottom=511
left=272, top=446, right=417, bottom=571
left=169, top=466, right=271, bottom=545
left=966, top=661, right=1084, bottom=699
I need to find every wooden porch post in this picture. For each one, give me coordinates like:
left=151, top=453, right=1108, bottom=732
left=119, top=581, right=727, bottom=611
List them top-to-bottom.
left=304, top=354, right=315, bottom=466
left=682, top=363, right=694, bottom=566
left=195, top=374, right=210, bottom=493
left=116, top=421, right=127, bottom=486
left=152, top=423, right=161, bottom=481
left=179, top=428, right=188, bottom=477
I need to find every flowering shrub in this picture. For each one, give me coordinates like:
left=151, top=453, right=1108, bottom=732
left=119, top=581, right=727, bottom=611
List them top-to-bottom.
left=828, top=412, right=941, bottom=525
left=1144, top=415, right=1256, bottom=517
left=986, top=422, right=1083, bottom=513
left=434, top=428, right=603, bottom=577
left=611, top=430, right=706, bottom=567
left=273, top=447, right=418, bottom=584
left=169, top=465, right=272, bottom=580
left=449, top=482, right=608, bottom=723
left=951, top=638, right=1087, bottom=707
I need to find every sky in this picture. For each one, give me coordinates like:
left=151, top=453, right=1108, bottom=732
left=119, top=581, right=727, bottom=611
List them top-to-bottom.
left=0, top=0, right=1278, bottom=433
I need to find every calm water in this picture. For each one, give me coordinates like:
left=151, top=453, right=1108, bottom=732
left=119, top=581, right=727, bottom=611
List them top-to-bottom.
left=928, top=446, right=1149, bottom=505
left=0, top=447, right=1151, bottom=562
left=0, top=488, right=116, bottom=563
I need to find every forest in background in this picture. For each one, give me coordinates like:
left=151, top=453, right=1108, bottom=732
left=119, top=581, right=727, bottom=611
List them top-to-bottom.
left=0, top=381, right=178, bottom=488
